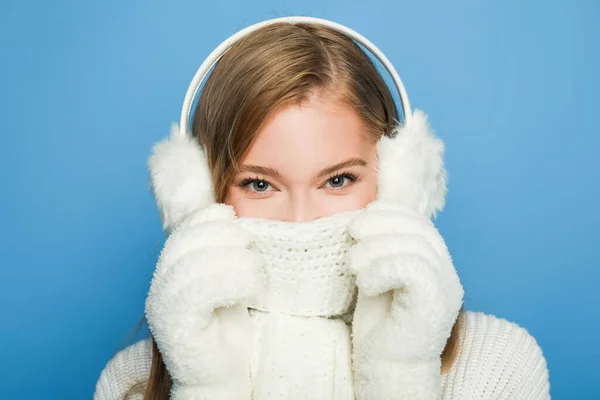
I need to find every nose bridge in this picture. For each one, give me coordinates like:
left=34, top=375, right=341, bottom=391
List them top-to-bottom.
left=289, top=190, right=321, bottom=222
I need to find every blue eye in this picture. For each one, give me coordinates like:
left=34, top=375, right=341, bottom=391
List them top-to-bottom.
left=238, top=171, right=360, bottom=195
left=326, top=172, right=358, bottom=189
left=328, top=175, right=346, bottom=187
left=239, top=178, right=272, bottom=193
left=251, top=180, right=270, bottom=192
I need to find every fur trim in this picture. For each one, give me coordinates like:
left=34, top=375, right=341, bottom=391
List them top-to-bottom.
left=376, top=110, right=448, bottom=219
left=148, top=124, right=215, bottom=233
left=349, top=200, right=463, bottom=399
left=144, top=204, right=262, bottom=392
left=353, top=356, right=442, bottom=400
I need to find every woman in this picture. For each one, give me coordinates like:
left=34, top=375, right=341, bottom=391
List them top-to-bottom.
left=95, top=19, right=550, bottom=399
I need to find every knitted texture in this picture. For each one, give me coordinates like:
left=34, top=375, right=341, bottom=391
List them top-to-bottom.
left=235, top=209, right=361, bottom=399
left=235, top=209, right=361, bottom=317
left=95, top=312, right=550, bottom=399
left=440, top=312, right=550, bottom=399
left=94, top=338, right=152, bottom=400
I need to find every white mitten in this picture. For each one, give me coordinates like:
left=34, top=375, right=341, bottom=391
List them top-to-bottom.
left=349, top=200, right=464, bottom=400
left=145, top=203, right=264, bottom=399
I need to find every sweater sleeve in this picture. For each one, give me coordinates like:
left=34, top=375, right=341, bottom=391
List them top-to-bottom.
left=441, top=311, right=551, bottom=400
left=94, top=338, right=153, bottom=400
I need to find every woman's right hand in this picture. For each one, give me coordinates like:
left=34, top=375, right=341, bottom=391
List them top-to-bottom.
left=145, top=203, right=264, bottom=399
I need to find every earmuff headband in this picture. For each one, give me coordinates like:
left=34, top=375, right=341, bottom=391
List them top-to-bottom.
left=149, top=16, right=447, bottom=233
left=179, top=16, right=413, bottom=137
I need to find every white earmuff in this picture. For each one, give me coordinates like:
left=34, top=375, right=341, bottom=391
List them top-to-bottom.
left=148, top=16, right=447, bottom=233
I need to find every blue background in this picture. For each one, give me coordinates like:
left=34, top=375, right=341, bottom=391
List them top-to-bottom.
left=1, top=0, right=598, bottom=398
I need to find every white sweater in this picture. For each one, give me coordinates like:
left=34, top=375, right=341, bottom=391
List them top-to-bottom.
left=94, top=311, right=550, bottom=399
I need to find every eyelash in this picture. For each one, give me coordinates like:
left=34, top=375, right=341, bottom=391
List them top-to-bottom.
left=238, top=170, right=360, bottom=194
left=326, top=170, right=360, bottom=189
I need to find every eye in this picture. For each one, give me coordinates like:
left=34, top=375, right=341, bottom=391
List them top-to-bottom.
left=324, top=171, right=359, bottom=190
left=239, top=177, right=274, bottom=193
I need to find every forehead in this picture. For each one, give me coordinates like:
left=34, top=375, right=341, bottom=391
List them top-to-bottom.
left=242, top=97, right=373, bottom=178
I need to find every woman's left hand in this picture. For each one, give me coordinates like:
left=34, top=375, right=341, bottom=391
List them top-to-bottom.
left=348, top=199, right=464, bottom=400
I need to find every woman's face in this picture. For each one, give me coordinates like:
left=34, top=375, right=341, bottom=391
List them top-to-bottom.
left=224, top=93, right=379, bottom=221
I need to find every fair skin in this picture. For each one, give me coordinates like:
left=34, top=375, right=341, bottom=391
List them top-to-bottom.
left=224, top=93, right=380, bottom=221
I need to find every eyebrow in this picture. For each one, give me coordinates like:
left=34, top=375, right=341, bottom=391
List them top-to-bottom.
left=239, top=157, right=367, bottom=180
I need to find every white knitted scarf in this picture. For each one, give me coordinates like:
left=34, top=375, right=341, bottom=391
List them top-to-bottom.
left=234, top=209, right=362, bottom=399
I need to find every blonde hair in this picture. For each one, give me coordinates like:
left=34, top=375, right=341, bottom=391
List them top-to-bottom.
left=137, top=22, right=464, bottom=399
